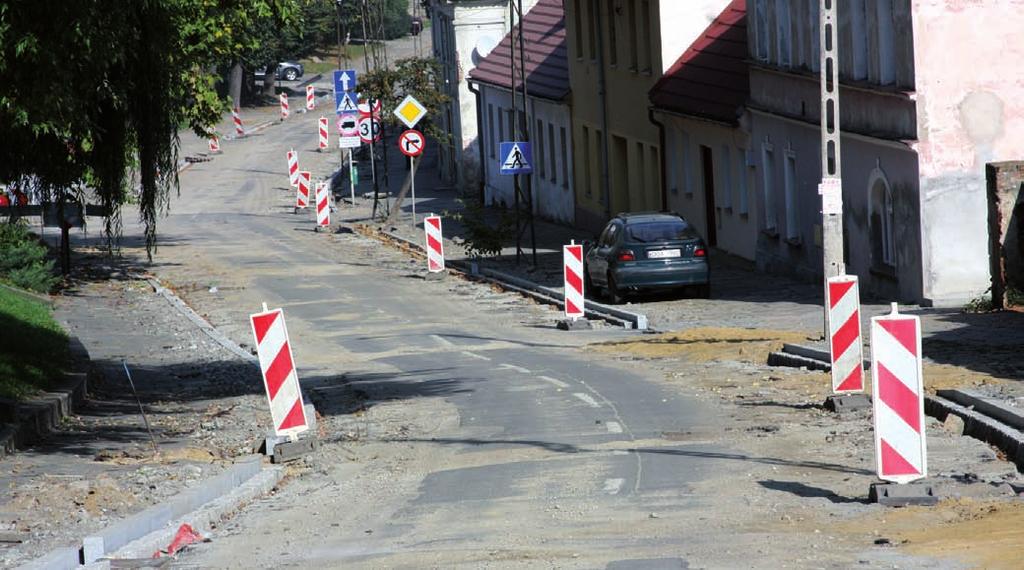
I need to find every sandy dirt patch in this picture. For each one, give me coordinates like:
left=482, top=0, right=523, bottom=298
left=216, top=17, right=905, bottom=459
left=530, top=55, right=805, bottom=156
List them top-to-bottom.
left=591, top=326, right=815, bottom=363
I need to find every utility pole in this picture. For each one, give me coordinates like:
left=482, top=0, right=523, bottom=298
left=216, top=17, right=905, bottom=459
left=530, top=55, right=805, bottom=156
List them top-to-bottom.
left=509, top=0, right=536, bottom=266
left=819, top=0, right=844, bottom=335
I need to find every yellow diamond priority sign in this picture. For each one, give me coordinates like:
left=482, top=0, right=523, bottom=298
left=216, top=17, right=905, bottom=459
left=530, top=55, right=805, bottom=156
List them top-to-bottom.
left=394, top=95, right=427, bottom=129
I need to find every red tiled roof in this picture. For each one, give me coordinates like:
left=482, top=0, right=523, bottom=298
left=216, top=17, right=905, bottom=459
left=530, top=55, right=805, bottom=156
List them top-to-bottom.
left=467, top=0, right=569, bottom=101
left=649, top=0, right=748, bottom=125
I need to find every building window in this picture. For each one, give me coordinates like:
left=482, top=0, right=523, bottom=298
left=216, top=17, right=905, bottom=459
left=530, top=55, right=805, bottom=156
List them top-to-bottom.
left=573, top=0, right=584, bottom=59
left=588, top=0, right=598, bottom=61
left=606, top=0, right=617, bottom=66
left=628, top=0, right=638, bottom=71
left=639, top=0, right=652, bottom=73
left=755, top=0, right=769, bottom=62
left=775, top=0, right=792, bottom=67
left=808, top=0, right=820, bottom=72
left=850, top=0, right=868, bottom=80
left=876, top=0, right=896, bottom=85
left=488, top=104, right=496, bottom=158
left=498, top=106, right=505, bottom=146
left=536, top=119, right=546, bottom=179
left=548, top=122, right=557, bottom=185
left=582, top=125, right=591, bottom=196
left=560, top=126, right=569, bottom=189
left=596, top=129, right=606, bottom=205
left=666, top=129, right=678, bottom=195
left=681, top=131, right=692, bottom=196
left=762, top=141, right=777, bottom=231
left=648, top=144, right=660, bottom=206
left=720, top=145, right=732, bottom=210
left=738, top=147, right=750, bottom=215
left=783, top=150, right=798, bottom=240
left=870, top=171, right=896, bottom=268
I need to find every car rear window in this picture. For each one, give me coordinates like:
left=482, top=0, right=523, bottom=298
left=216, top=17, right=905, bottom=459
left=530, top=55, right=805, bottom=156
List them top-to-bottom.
left=626, top=221, right=695, bottom=243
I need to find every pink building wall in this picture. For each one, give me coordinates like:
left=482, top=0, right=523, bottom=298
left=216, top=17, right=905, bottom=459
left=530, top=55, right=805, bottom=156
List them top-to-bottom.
left=912, top=0, right=1024, bottom=304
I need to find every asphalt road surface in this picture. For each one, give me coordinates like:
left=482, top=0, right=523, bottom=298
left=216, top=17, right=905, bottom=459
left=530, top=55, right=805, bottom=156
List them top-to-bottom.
left=82, top=107, right=954, bottom=569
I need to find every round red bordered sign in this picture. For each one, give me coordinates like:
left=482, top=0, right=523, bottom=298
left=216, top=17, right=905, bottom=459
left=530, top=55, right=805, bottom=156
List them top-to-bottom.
left=398, top=130, right=425, bottom=157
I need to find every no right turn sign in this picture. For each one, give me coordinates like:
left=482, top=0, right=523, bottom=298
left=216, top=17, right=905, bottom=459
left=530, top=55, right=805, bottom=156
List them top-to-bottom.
left=399, top=130, right=425, bottom=157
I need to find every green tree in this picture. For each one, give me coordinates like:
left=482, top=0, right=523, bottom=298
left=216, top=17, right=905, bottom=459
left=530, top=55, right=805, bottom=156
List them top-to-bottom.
left=0, top=0, right=297, bottom=271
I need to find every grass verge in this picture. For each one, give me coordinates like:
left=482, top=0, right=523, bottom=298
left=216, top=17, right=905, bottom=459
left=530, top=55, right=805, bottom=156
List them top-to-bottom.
left=0, top=286, right=68, bottom=400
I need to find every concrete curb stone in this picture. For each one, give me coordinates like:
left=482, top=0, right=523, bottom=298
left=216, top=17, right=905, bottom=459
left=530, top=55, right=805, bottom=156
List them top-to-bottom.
left=0, top=335, right=90, bottom=459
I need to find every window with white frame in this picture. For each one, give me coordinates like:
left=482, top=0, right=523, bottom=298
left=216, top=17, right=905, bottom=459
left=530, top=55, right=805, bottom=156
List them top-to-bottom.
left=754, top=0, right=769, bottom=62
left=775, top=0, right=792, bottom=67
left=876, top=0, right=896, bottom=85
left=488, top=104, right=496, bottom=158
left=536, top=118, right=546, bottom=179
left=548, top=123, right=557, bottom=185
left=560, top=127, right=569, bottom=189
left=666, top=128, right=678, bottom=194
left=681, top=131, right=693, bottom=196
left=762, top=141, right=777, bottom=231
left=720, top=145, right=732, bottom=210
left=737, top=147, right=750, bottom=215
left=783, top=150, right=798, bottom=240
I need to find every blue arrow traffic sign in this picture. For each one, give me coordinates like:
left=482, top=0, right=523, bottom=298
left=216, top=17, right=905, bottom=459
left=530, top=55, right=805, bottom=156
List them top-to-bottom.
left=333, top=70, right=357, bottom=115
left=499, top=141, right=533, bottom=175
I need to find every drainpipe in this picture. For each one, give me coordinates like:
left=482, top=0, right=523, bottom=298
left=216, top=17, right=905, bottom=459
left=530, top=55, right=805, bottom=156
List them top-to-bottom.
left=594, top=2, right=612, bottom=221
left=467, top=79, right=487, bottom=204
left=649, top=107, right=667, bottom=212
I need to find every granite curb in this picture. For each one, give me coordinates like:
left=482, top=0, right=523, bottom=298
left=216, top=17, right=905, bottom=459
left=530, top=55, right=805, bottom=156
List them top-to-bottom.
left=0, top=335, right=90, bottom=460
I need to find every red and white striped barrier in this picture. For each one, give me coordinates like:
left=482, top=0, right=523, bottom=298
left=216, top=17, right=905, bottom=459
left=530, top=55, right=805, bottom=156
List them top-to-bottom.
left=306, top=85, right=315, bottom=110
left=279, top=93, right=289, bottom=119
left=232, top=107, right=245, bottom=136
left=318, top=117, right=329, bottom=151
left=207, top=135, right=221, bottom=154
left=287, top=150, right=299, bottom=187
left=296, top=171, right=310, bottom=209
left=315, top=181, right=330, bottom=228
left=424, top=215, right=444, bottom=272
left=563, top=242, right=585, bottom=319
left=827, top=275, right=864, bottom=393
left=871, top=303, right=927, bottom=484
left=249, top=305, right=309, bottom=437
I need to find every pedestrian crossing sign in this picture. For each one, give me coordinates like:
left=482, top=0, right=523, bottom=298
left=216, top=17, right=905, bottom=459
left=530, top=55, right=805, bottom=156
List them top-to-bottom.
left=336, top=92, right=358, bottom=114
left=499, top=141, right=532, bottom=175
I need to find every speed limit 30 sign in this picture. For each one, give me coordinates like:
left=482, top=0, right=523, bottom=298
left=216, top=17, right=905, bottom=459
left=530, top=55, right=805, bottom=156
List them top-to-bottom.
left=358, top=116, right=381, bottom=143
left=399, top=130, right=425, bottom=157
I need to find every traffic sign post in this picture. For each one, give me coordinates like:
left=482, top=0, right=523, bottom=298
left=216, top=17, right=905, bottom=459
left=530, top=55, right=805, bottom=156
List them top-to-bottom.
left=393, top=95, right=427, bottom=129
left=337, top=111, right=361, bottom=149
left=358, top=116, right=381, bottom=144
left=399, top=130, right=425, bottom=224
left=499, top=141, right=533, bottom=175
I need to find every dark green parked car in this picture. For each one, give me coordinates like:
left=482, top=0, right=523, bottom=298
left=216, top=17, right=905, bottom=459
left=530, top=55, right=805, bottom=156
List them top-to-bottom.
left=583, top=212, right=710, bottom=303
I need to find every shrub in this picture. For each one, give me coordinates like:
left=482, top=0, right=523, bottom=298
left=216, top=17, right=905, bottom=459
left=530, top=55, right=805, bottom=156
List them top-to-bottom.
left=0, top=221, right=58, bottom=293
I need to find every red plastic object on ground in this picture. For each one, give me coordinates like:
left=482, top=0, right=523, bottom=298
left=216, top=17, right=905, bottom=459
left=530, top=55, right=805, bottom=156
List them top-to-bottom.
left=153, top=523, right=204, bottom=558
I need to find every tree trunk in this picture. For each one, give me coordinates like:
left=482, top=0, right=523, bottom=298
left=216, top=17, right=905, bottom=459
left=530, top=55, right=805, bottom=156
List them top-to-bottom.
left=228, top=62, right=243, bottom=109
left=262, top=64, right=277, bottom=98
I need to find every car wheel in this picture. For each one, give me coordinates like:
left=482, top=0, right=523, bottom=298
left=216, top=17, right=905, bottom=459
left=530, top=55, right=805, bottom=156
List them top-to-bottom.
left=284, top=69, right=298, bottom=81
left=606, top=273, right=624, bottom=305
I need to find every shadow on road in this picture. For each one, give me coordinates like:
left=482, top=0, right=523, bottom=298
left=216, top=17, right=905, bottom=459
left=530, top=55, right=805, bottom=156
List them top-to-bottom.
left=392, top=437, right=874, bottom=476
left=757, top=480, right=869, bottom=504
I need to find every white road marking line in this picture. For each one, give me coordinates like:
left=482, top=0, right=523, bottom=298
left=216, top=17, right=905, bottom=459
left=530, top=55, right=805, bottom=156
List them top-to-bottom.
left=431, top=334, right=454, bottom=347
left=462, top=351, right=491, bottom=361
left=498, top=363, right=531, bottom=374
left=538, top=375, right=569, bottom=388
left=573, top=392, right=601, bottom=408
left=605, top=421, right=623, bottom=434
left=612, top=450, right=629, bottom=456
left=603, top=478, right=625, bottom=495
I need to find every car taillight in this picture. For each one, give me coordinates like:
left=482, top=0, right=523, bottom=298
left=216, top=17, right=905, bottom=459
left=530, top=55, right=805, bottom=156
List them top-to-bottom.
left=694, top=248, right=706, bottom=257
left=617, top=251, right=635, bottom=262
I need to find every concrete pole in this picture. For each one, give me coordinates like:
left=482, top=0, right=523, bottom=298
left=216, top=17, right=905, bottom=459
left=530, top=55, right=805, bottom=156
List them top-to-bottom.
left=820, top=0, right=845, bottom=335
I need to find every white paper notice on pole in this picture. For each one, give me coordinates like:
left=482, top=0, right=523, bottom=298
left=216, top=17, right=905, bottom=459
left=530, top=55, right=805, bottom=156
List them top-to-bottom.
left=819, top=178, right=842, bottom=215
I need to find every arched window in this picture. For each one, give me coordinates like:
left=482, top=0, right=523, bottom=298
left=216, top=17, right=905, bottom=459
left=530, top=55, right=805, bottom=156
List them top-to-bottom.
left=869, top=169, right=895, bottom=269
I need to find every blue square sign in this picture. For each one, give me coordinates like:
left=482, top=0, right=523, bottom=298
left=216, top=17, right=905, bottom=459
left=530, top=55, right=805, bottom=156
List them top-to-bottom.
left=498, top=141, right=532, bottom=175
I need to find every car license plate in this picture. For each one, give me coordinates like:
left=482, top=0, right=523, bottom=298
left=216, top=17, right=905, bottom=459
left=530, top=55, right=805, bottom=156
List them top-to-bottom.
left=648, top=249, right=680, bottom=259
